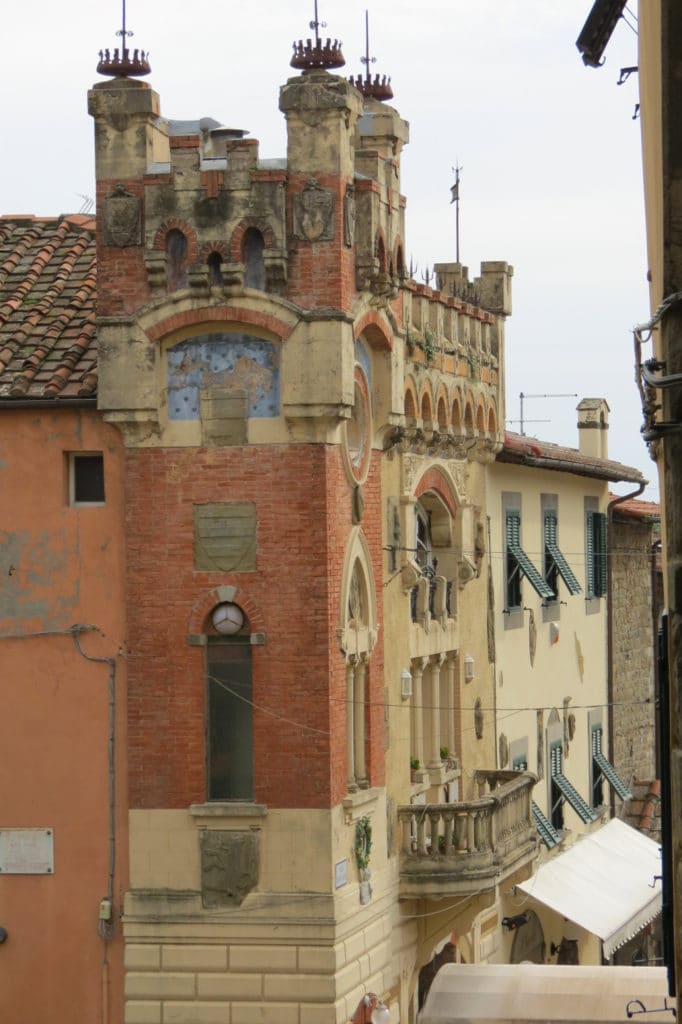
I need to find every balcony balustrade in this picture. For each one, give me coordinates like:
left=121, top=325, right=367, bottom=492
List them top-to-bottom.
left=397, top=769, right=538, bottom=898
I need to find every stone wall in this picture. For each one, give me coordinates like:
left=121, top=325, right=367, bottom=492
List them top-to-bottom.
left=610, top=513, right=658, bottom=786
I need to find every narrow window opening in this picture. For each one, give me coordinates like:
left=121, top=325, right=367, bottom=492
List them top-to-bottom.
left=243, top=228, right=266, bottom=290
left=166, top=229, right=188, bottom=292
left=207, top=251, right=224, bottom=286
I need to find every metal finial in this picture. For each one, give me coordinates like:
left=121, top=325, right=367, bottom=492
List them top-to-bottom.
left=97, top=0, right=151, bottom=78
left=291, top=1, right=345, bottom=70
left=349, top=10, right=393, bottom=101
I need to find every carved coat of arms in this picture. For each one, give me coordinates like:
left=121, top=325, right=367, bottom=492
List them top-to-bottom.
left=293, top=178, right=334, bottom=242
left=102, top=183, right=142, bottom=247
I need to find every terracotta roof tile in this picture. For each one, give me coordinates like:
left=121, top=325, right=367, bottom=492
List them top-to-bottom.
left=0, top=215, right=97, bottom=401
left=499, top=431, right=646, bottom=485
left=609, top=493, right=661, bottom=520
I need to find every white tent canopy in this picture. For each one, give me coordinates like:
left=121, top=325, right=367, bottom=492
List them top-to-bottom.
left=517, top=818, right=662, bottom=958
left=420, top=964, right=674, bottom=1024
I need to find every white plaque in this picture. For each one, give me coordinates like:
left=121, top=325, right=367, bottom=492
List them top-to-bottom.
left=0, top=829, right=54, bottom=874
left=334, top=859, right=348, bottom=889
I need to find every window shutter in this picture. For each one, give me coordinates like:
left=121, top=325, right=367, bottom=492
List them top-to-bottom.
left=585, top=510, right=595, bottom=597
left=596, top=512, right=607, bottom=597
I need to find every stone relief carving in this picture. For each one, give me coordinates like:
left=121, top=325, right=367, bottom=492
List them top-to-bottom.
left=293, top=178, right=334, bottom=241
left=102, top=183, right=142, bottom=247
left=200, top=830, right=258, bottom=908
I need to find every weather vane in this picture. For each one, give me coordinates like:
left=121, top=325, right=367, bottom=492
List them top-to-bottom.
left=97, top=0, right=151, bottom=78
left=291, top=1, right=345, bottom=70
left=349, top=10, right=393, bottom=101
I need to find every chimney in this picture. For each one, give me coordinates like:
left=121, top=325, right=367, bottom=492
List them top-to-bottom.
left=577, top=398, right=610, bottom=460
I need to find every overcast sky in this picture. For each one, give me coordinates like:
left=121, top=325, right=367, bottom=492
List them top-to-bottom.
left=2, top=1, right=654, bottom=496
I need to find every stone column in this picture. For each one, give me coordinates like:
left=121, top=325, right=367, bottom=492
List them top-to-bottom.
left=445, top=653, right=458, bottom=758
left=428, top=654, right=445, bottom=769
left=354, top=656, right=368, bottom=788
left=346, top=657, right=357, bottom=791
left=411, top=657, right=426, bottom=770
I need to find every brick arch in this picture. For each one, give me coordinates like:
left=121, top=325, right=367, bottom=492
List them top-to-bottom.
left=152, top=218, right=199, bottom=262
left=229, top=219, right=276, bottom=261
left=375, top=230, right=388, bottom=272
left=393, top=238, right=405, bottom=278
left=199, top=240, right=230, bottom=262
left=145, top=304, right=295, bottom=344
left=354, top=310, right=393, bottom=350
left=404, top=376, right=418, bottom=419
left=420, top=382, right=434, bottom=423
left=435, top=385, right=449, bottom=429
left=451, top=388, right=463, bottom=429
left=463, top=392, right=475, bottom=431
left=476, top=397, right=486, bottom=433
left=487, top=398, right=498, bottom=434
left=414, top=466, right=458, bottom=519
left=188, top=585, right=266, bottom=638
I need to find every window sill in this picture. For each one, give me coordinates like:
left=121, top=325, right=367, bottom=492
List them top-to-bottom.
left=503, top=607, right=524, bottom=630
left=343, top=786, right=381, bottom=824
left=189, top=801, right=267, bottom=820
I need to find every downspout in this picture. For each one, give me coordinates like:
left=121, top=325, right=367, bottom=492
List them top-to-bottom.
left=607, top=483, right=646, bottom=816
left=71, top=629, right=118, bottom=1024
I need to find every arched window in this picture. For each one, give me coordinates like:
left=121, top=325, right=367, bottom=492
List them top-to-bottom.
left=243, top=228, right=266, bottom=290
left=166, top=229, right=188, bottom=292
left=395, top=244, right=405, bottom=279
left=207, top=251, right=224, bottom=287
left=405, top=388, right=417, bottom=420
left=437, top=396, right=448, bottom=431
left=206, top=602, right=252, bottom=800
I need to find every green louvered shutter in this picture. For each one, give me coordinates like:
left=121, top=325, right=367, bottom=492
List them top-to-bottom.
left=545, top=510, right=582, bottom=596
left=586, top=510, right=596, bottom=597
left=595, top=512, right=607, bottom=597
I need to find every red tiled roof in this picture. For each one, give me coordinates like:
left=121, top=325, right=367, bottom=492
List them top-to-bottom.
left=0, top=215, right=97, bottom=401
left=500, top=431, right=646, bottom=485
left=609, top=493, right=661, bottom=520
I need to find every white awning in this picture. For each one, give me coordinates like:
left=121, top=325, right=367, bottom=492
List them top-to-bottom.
left=517, top=818, right=662, bottom=958
left=420, top=964, right=674, bottom=1024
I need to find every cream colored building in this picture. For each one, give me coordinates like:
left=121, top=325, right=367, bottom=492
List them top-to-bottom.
left=486, top=402, right=655, bottom=966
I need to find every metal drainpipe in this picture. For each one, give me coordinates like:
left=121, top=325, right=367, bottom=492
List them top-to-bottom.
left=607, top=482, right=646, bottom=817
left=71, top=629, right=117, bottom=1024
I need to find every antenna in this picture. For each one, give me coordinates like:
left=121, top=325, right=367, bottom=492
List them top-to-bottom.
left=76, top=194, right=95, bottom=215
left=511, top=392, right=578, bottom=436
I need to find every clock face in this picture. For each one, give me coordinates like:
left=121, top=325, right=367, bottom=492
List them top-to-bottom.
left=343, top=367, right=371, bottom=484
left=211, top=602, right=245, bottom=635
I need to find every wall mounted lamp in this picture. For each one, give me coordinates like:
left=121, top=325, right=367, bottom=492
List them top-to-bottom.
left=463, top=655, right=475, bottom=682
left=400, top=668, right=413, bottom=699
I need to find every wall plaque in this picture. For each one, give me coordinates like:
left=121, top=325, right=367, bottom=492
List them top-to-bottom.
left=0, top=829, right=54, bottom=874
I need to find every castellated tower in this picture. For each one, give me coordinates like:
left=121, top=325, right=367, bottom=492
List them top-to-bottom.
left=88, top=27, right=516, bottom=1023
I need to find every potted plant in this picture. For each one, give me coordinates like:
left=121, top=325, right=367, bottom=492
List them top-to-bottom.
left=410, top=757, right=421, bottom=782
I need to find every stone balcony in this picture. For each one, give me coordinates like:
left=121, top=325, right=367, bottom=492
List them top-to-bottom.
left=397, top=770, right=538, bottom=899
